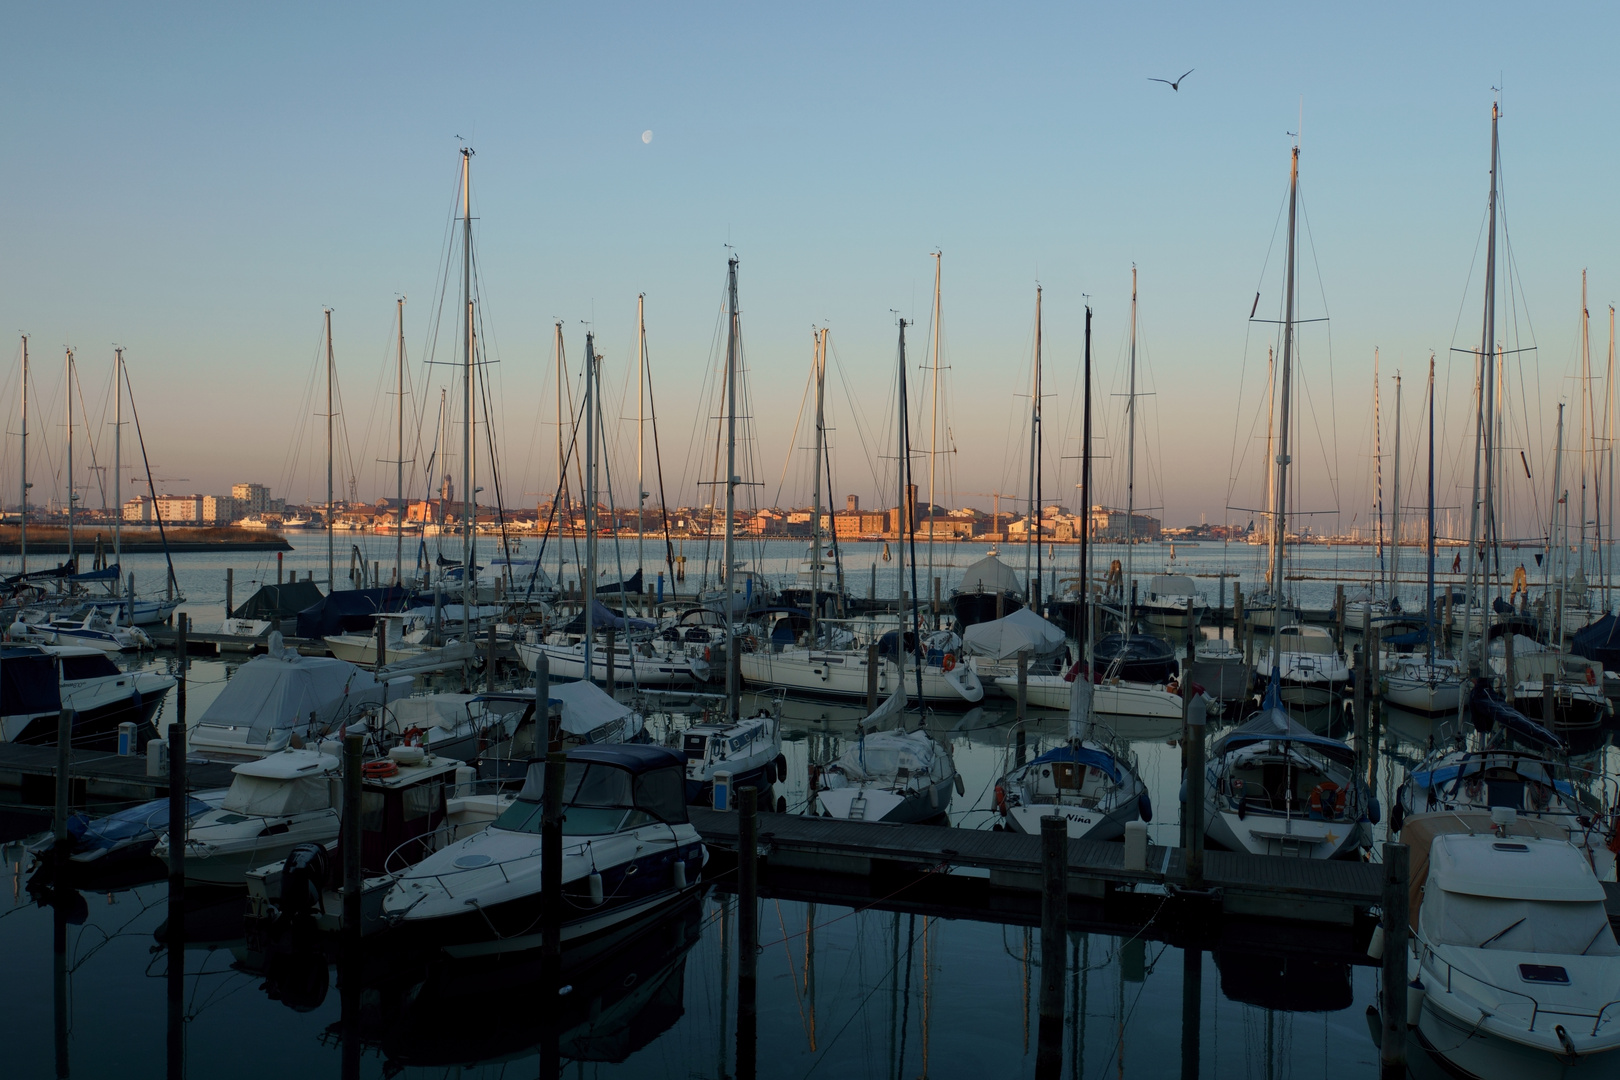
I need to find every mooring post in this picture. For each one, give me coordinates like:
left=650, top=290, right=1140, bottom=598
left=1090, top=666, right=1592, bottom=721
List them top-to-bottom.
left=276, top=550, right=283, bottom=585
left=869, top=563, right=876, bottom=602
left=225, top=567, right=233, bottom=618
left=1233, top=583, right=1245, bottom=664
left=1334, top=583, right=1346, bottom=650
left=1355, top=607, right=1371, bottom=776
left=174, top=609, right=187, bottom=663
left=375, top=618, right=387, bottom=669
left=487, top=621, right=500, bottom=693
left=1180, top=624, right=1194, bottom=848
left=1503, top=630, right=1516, bottom=706
left=866, top=642, right=879, bottom=713
left=1016, top=650, right=1029, bottom=727
left=535, top=651, right=552, bottom=752
left=1543, top=673, right=1555, bottom=728
left=1186, top=697, right=1206, bottom=889
left=53, top=708, right=73, bottom=850
left=166, top=717, right=186, bottom=933
left=342, top=731, right=362, bottom=934
left=542, top=751, right=566, bottom=958
left=737, top=785, right=759, bottom=1080
left=1036, top=815, right=1067, bottom=1075
left=1380, top=842, right=1410, bottom=1077
left=1180, top=945, right=1203, bottom=1080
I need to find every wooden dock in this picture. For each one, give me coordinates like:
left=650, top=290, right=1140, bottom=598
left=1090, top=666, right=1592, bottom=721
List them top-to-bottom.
left=144, top=626, right=325, bottom=656
left=0, top=743, right=237, bottom=802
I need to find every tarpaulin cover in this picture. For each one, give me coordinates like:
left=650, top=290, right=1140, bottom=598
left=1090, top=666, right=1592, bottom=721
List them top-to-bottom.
left=951, top=554, right=1023, bottom=597
left=596, top=568, right=644, bottom=595
left=230, top=580, right=327, bottom=621
left=295, top=586, right=414, bottom=638
left=558, top=600, right=655, bottom=634
left=962, top=608, right=1066, bottom=660
left=1572, top=612, right=1620, bottom=671
left=0, top=647, right=61, bottom=715
left=196, top=655, right=388, bottom=745
left=548, top=680, right=645, bottom=740
left=1468, top=682, right=1565, bottom=751
left=833, top=728, right=941, bottom=782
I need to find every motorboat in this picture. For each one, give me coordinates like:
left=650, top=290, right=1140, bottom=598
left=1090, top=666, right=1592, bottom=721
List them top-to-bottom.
left=947, top=553, right=1025, bottom=629
left=1136, top=574, right=1209, bottom=635
left=9, top=608, right=153, bottom=652
left=961, top=608, right=1068, bottom=688
left=1257, top=624, right=1351, bottom=709
left=739, top=625, right=983, bottom=704
left=1088, top=633, right=1178, bottom=684
left=1190, top=637, right=1252, bottom=704
left=0, top=644, right=174, bottom=749
left=186, top=644, right=403, bottom=761
left=1489, top=644, right=1611, bottom=734
left=994, top=668, right=1150, bottom=840
left=471, top=680, right=649, bottom=783
left=1203, top=680, right=1372, bottom=859
left=812, top=689, right=962, bottom=822
left=678, top=706, right=784, bottom=805
left=1397, top=743, right=1616, bottom=882
left=380, top=744, right=707, bottom=957
left=155, top=748, right=343, bottom=885
left=33, top=789, right=227, bottom=871
left=1403, top=810, right=1620, bottom=1077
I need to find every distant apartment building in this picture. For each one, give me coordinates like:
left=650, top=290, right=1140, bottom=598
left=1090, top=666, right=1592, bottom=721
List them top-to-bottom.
left=231, top=483, right=272, bottom=515
left=122, top=495, right=153, bottom=523
left=202, top=495, right=241, bottom=524
left=1090, top=505, right=1162, bottom=542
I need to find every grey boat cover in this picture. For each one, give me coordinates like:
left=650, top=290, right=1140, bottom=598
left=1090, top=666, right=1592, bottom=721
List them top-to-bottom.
left=952, top=554, right=1023, bottom=597
left=229, top=580, right=326, bottom=621
left=962, top=608, right=1066, bottom=660
left=196, top=654, right=389, bottom=746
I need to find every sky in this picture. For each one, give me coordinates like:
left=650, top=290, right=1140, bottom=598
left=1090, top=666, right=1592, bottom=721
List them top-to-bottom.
left=3, top=2, right=1620, bottom=538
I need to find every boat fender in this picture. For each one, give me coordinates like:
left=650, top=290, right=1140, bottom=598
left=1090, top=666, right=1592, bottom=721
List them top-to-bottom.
left=942, top=653, right=956, bottom=672
left=1587, top=666, right=1598, bottom=686
left=774, top=753, right=788, bottom=780
left=954, top=772, right=965, bottom=796
left=994, top=784, right=1007, bottom=814
left=1137, top=792, right=1153, bottom=823
left=1366, top=795, right=1382, bottom=826
left=1389, top=799, right=1405, bottom=835
left=673, top=858, right=687, bottom=889
left=587, top=872, right=604, bottom=906
left=1366, top=924, right=1385, bottom=961
left=1406, top=980, right=1425, bottom=1027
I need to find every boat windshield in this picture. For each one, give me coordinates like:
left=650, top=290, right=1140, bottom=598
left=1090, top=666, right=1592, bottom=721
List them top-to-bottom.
left=495, top=759, right=687, bottom=835
left=1423, top=891, right=1620, bottom=956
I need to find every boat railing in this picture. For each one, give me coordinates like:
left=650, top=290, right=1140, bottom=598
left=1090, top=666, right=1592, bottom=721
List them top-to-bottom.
left=1424, top=946, right=1545, bottom=1031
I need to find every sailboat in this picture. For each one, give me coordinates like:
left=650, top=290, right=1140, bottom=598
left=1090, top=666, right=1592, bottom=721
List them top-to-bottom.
left=1250, top=141, right=1350, bottom=713
left=995, top=305, right=1151, bottom=840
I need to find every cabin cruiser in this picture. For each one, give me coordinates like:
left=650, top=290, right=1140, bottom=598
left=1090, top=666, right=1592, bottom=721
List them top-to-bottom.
left=948, top=553, right=1025, bottom=629
left=1136, top=574, right=1209, bottom=635
left=8, top=608, right=153, bottom=651
left=740, top=624, right=983, bottom=704
left=1257, top=624, right=1351, bottom=709
left=0, top=644, right=174, bottom=749
left=187, top=645, right=402, bottom=761
left=994, top=668, right=1149, bottom=840
left=1203, top=680, right=1372, bottom=859
left=812, top=689, right=962, bottom=823
left=678, top=706, right=784, bottom=805
left=1397, top=743, right=1616, bottom=881
left=380, top=744, right=707, bottom=956
left=155, top=748, right=343, bottom=885
left=1402, top=810, right=1620, bottom=1078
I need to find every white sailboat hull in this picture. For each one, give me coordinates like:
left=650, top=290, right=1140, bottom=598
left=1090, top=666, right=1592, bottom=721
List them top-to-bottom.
left=514, top=641, right=704, bottom=686
left=740, top=648, right=983, bottom=704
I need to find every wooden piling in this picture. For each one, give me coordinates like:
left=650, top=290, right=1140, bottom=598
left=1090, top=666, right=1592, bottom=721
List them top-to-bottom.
left=225, top=568, right=233, bottom=618
left=375, top=618, right=387, bottom=669
left=1181, top=625, right=1194, bottom=850
left=866, top=642, right=879, bottom=713
left=535, top=651, right=553, bottom=752
left=1543, top=673, right=1555, bottom=728
left=1186, top=698, right=1206, bottom=889
left=53, top=709, right=72, bottom=849
left=166, top=718, right=186, bottom=928
left=342, top=732, right=362, bottom=933
left=542, top=751, right=566, bottom=957
left=737, top=786, right=759, bottom=1079
left=1038, top=815, right=1067, bottom=1028
left=1379, top=842, right=1410, bottom=1077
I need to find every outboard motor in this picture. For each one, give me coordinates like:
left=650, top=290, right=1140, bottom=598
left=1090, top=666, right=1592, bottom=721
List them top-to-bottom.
left=277, top=843, right=330, bottom=921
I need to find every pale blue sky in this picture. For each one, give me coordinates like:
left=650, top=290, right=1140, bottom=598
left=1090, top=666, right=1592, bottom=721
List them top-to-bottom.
left=3, top=2, right=1618, bottom=535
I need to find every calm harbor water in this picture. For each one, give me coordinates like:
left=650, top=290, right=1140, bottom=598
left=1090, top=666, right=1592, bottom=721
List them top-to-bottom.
left=1, top=536, right=1615, bottom=1076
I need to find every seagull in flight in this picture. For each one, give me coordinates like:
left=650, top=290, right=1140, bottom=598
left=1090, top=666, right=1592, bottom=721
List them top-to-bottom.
left=1148, top=68, right=1194, bottom=92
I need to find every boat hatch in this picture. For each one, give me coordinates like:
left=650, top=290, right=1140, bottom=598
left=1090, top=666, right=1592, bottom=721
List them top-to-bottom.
left=1518, top=964, right=1570, bottom=984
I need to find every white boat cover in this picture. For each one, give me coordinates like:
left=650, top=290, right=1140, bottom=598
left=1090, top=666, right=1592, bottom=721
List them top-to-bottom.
left=952, top=554, right=1022, bottom=597
left=1148, top=575, right=1197, bottom=596
left=962, top=608, right=1066, bottom=660
left=196, top=655, right=388, bottom=746
left=549, top=680, right=644, bottom=740
left=388, top=693, right=479, bottom=731
left=833, top=728, right=940, bottom=782
left=222, top=750, right=338, bottom=816
left=1422, top=834, right=1618, bottom=955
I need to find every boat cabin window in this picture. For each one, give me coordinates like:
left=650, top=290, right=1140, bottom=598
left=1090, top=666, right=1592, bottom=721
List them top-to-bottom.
left=60, top=654, right=122, bottom=681
left=497, top=759, right=690, bottom=835
left=1052, top=762, right=1082, bottom=791
left=402, top=781, right=440, bottom=821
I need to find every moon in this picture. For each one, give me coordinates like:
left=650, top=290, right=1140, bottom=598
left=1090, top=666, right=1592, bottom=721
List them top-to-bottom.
left=641, top=130, right=652, bottom=144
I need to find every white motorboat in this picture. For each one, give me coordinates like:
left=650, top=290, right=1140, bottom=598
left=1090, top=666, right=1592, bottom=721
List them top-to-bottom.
left=1136, top=574, right=1209, bottom=635
left=10, top=608, right=152, bottom=652
left=961, top=608, right=1068, bottom=687
left=324, top=613, right=428, bottom=667
left=1257, top=624, right=1351, bottom=708
left=740, top=628, right=984, bottom=704
left=516, top=634, right=707, bottom=686
left=1190, top=638, right=1252, bottom=704
left=0, top=644, right=174, bottom=748
left=187, top=645, right=404, bottom=761
left=1490, top=645, right=1612, bottom=734
left=994, top=669, right=1150, bottom=840
left=1203, top=681, right=1372, bottom=859
left=812, top=689, right=961, bottom=823
left=677, top=707, right=784, bottom=806
left=380, top=744, right=707, bottom=957
left=1397, top=745, right=1617, bottom=882
left=154, top=748, right=342, bottom=886
left=1403, top=810, right=1620, bottom=1078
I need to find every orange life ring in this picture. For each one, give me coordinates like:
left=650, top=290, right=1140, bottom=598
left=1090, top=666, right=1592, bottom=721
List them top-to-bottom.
left=942, top=653, right=956, bottom=672
left=1587, top=666, right=1598, bottom=687
left=1166, top=678, right=1179, bottom=696
left=401, top=726, right=426, bottom=747
left=363, top=759, right=399, bottom=779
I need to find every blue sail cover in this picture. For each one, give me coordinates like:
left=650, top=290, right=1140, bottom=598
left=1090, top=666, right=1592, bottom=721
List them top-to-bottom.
left=66, top=563, right=121, bottom=583
left=294, top=586, right=416, bottom=638
left=1571, top=613, right=1620, bottom=672
left=1469, top=682, right=1566, bottom=751
left=1027, top=744, right=1124, bottom=785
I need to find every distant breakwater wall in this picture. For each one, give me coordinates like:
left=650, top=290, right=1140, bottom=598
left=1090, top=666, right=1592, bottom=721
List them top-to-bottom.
left=0, top=527, right=292, bottom=555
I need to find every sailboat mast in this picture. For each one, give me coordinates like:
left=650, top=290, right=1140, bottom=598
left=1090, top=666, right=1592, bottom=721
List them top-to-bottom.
left=1465, top=103, right=1499, bottom=673
left=1270, top=145, right=1300, bottom=662
left=460, top=146, right=476, bottom=600
left=928, top=252, right=941, bottom=621
left=723, top=257, right=741, bottom=722
left=1126, top=267, right=1138, bottom=629
left=1580, top=270, right=1591, bottom=581
left=1034, top=285, right=1043, bottom=610
left=637, top=293, right=646, bottom=586
left=396, top=297, right=406, bottom=588
left=1079, top=305, right=1093, bottom=661
left=1607, top=306, right=1616, bottom=612
left=324, top=308, right=335, bottom=590
left=897, top=317, right=924, bottom=710
left=555, top=322, right=566, bottom=592
left=811, top=327, right=825, bottom=646
left=584, top=331, right=597, bottom=683
left=18, top=335, right=25, bottom=575
left=64, top=347, right=74, bottom=566
left=114, top=347, right=122, bottom=588
left=1263, top=347, right=1275, bottom=585
left=1373, top=350, right=1383, bottom=588
left=1427, top=355, right=1436, bottom=648
left=1391, top=371, right=1402, bottom=604
left=1552, top=404, right=1566, bottom=639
